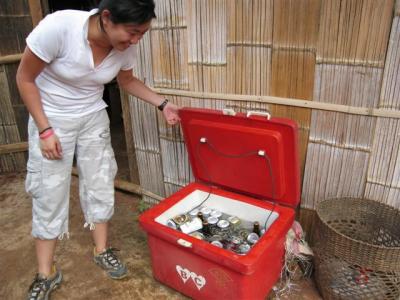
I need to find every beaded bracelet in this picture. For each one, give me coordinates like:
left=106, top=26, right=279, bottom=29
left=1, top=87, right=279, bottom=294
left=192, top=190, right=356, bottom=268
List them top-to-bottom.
left=39, top=129, right=54, bottom=140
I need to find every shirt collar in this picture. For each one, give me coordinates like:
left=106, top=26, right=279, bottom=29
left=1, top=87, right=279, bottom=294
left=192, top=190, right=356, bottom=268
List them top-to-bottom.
left=83, top=8, right=100, bottom=43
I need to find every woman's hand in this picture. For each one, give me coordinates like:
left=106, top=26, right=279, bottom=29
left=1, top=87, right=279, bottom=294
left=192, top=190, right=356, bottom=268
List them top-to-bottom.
left=162, top=102, right=181, bottom=125
left=40, top=134, right=63, bottom=160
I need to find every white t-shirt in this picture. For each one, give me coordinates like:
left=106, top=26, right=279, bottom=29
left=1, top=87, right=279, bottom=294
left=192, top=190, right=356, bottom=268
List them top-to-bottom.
left=26, top=9, right=137, bottom=118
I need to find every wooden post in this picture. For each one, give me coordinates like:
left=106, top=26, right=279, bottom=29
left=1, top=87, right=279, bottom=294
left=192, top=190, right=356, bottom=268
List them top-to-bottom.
left=28, top=0, right=43, bottom=27
left=120, top=90, right=139, bottom=184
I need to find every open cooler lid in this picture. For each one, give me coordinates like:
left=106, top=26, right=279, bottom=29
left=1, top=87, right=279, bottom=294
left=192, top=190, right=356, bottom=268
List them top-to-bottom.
left=179, top=107, right=300, bottom=207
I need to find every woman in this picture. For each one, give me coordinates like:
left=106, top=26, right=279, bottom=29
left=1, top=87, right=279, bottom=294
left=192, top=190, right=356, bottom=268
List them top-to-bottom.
left=16, top=0, right=179, bottom=299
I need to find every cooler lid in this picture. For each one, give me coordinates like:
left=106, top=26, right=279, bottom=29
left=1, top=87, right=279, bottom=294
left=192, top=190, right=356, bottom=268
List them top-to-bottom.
left=179, top=108, right=300, bottom=207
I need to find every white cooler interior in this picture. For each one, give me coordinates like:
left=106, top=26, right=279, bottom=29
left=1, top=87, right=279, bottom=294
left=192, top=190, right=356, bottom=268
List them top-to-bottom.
left=155, top=189, right=279, bottom=230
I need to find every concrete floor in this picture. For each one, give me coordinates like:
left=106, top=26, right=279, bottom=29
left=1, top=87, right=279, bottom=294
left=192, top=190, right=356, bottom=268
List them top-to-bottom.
left=0, top=172, right=322, bottom=299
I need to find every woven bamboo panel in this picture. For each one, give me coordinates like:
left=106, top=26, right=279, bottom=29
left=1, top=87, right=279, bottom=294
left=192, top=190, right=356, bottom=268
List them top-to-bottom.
left=153, top=0, right=186, bottom=28
left=186, top=0, right=227, bottom=94
left=226, top=0, right=272, bottom=45
left=272, top=0, right=320, bottom=48
left=317, top=0, right=393, bottom=64
left=380, top=16, right=400, bottom=110
left=151, top=28, right=188, bottom=89
left=132, top=33, right=153, bottom=86
left=226, top=46, right=271, bottom=95
left=270, top=50, right=316, bottom=174
left=301, top=64, right=382, bottom=209
left=0, top=65, right=26, bottom=172
left=365, top=118, right=400, bottom=208
left=302, top=142, right=369, bottom=209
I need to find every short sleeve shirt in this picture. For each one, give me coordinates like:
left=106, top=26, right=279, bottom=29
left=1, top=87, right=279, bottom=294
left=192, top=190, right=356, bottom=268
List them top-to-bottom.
left=26, top=9, right=137, bottom=118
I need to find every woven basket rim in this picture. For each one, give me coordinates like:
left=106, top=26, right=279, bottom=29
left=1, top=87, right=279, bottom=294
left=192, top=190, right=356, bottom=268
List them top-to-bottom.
left=316, top=197, right=400, bottom=251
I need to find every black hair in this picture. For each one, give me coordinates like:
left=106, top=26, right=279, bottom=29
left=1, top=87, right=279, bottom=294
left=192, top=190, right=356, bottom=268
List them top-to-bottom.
left=98, top=0, right=156, bottom=25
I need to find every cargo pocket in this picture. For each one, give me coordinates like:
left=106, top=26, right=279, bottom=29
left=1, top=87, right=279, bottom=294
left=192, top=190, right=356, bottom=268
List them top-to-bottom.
left=109, top=151, right=118, bottom=180
left=25, top=161, right=43, bottom=198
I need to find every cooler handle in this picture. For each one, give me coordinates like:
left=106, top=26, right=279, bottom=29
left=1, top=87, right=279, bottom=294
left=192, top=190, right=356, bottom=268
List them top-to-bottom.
left=222, top=108, right=236, bottom=116
left=246, top=111, right=271, bottom=120
left=177, top=238, right=192, bottom=248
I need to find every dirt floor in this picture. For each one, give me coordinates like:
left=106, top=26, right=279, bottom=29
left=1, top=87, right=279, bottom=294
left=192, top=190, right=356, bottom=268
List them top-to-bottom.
left=0, top=172, right=322, bottom=300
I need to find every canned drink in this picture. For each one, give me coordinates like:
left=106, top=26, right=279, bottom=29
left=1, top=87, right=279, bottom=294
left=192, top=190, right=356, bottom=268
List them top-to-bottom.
left=200, top=207, right=212, bottom=217
left=189, top=208, right=199, bottom=218
left=210, top=210, right=222, bottom=218
left=173, top=214, right=189, bottom=225
left=207, top=216, right=219, bottom=235
left=207, top=216, right=219, bottom=225
left=227, top=216, right=241, bottom=227
left=180, top=217, right=203, bottom=234
left=166, top=219, right=177, bottom=230
left=217, top=219, right=230, bottom=230
left=238, top=229, right=251, bottom=240
left=190, top=231, right=205, bottom=240
left=247, top=232, right=260, bottom=244
left=209, top=234, right=223, bottom=242
left=224, top=236, right=242, bottom=252
left=231, top=236, right=242, bottom=245
left=211, top=240, right=223, bottom=248
left=238, top=243, right=251, bottom=255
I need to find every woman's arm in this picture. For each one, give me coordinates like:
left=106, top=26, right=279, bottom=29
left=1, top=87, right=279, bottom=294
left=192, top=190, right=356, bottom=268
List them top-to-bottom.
left=16, top=47, right=62, bottom=159
left=117, top=69, right=180, bottom=125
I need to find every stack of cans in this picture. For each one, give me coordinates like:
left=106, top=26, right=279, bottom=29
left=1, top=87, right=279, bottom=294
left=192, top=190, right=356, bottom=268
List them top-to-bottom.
left=166, top=206, right=266, bottom=255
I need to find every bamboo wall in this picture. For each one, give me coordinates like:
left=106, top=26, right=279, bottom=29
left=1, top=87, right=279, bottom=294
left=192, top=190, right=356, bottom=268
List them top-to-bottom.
left=0, top=0, right=38, bottom=172
left=125, top=0, right=400, bottom=223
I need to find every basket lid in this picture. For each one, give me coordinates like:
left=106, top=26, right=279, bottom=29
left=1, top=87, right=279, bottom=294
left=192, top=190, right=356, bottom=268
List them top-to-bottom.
left=179, top=107, right=300, bottom=207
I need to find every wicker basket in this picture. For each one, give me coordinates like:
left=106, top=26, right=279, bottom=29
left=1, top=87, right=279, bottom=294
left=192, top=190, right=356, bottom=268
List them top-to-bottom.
left=313, top=198, right=400, bottom=300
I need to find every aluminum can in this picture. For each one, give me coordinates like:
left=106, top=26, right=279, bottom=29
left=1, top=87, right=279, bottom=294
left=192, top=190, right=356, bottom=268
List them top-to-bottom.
left=200, top=206, right=212, bottom=217
left=189, top=208, right=199, bottom=218
left=210, top=209, right=222, bottom=218
left=173, top=214, right=189, bottom=225
left=207, top=216, right=219, bottom=234
left=227, top=216, right=241, bottom=228
left=180, top=217, right=203, bottom=234
left=166, top=219, right=177, bottom=230
left=217, top=219, right=230, bottom=230
left=238, top=229, right=251, bottom=240
left=190, top=231, right=205, bottom=240
left=247, top=232, right=260, bottom=244
left=208, top=234, right=223, bottom=242
left=225, top=236, right=242, bottom=251
left=211, top=240, right=223, bottom=248
left=237, top=243, right=251, bottom=255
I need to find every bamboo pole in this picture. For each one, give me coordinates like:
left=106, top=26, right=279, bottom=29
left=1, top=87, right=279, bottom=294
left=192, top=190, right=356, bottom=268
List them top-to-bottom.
left=0, top=54, right=23, bottom=65
left=154, top=88, right=400, bottom=119
left=0, top=142, right=28, bottom=155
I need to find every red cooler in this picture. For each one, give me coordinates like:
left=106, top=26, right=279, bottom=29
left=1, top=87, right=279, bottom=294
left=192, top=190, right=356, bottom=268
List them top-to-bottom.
left=139, top=107, right=300, bottom=300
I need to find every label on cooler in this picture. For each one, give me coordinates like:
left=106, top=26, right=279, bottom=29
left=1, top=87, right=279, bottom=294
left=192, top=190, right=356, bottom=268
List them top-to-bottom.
left=176, top=265, right=206, bottom=290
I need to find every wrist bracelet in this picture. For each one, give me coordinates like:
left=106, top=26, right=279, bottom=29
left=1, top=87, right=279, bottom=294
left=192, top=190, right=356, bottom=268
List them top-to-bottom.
left=157, top=99, right=169, bottom=111
left=39, top=126, right=52, bottom=135
left=40, top=129, right=54, bottom=140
